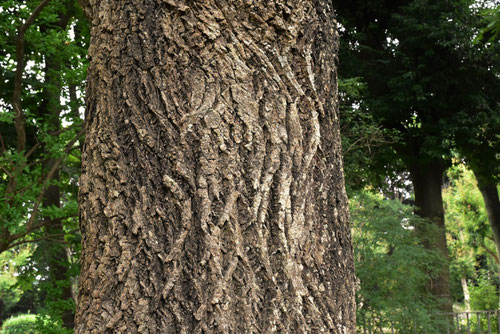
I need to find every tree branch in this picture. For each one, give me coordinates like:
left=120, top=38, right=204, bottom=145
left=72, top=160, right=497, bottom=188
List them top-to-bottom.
left=12, top=0, right=52, bottom=153
left=1, top=127, right=84, bottom=254
left=25, top=127, right=84, bottom=232
left=0, top=132, right=6, bottom=152
left=6, top=233, right=69, bottom=251
left=480, top=242, right=499, bottom=264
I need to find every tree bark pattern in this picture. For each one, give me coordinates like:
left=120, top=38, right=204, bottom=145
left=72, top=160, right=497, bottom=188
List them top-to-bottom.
left=76, top=1, right=355, bottom=333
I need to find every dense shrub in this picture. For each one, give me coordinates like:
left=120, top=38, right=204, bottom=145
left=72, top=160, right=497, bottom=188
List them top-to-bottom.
left=351, top=191, right=444, bottom=333
left=0, top=313, right=71, bottom=334
left=0, top=314, right=37, bottom=334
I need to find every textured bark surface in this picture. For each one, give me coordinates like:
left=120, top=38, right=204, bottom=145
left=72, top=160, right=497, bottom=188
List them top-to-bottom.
left=76, top=1, right=355, bottom=333
left=410, top=159, right=452, bottom=314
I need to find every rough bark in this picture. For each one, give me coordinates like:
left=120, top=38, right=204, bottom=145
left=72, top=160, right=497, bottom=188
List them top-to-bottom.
left=76, top=0, right=355, bottom=333
left=409, top=158, right=452, bottom=313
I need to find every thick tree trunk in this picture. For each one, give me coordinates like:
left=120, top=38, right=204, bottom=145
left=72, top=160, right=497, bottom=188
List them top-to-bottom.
left=76, top=1, right=355, bottom=333
left=409, top=158, right=452, bottom=313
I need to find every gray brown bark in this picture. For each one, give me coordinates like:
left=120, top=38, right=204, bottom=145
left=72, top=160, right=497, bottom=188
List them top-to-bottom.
left=76, top=1, right=355, bottom=333
left=410, top=158, right=452, bottom=314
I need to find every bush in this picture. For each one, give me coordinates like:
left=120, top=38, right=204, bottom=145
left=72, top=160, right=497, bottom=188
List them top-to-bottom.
left=351, top=191, right=445, bottom=333
left=470, top=277, right=499, bottom=311
left=0, top=313, right=71, bottom=334
left=0, top=314, right=38, bottom=334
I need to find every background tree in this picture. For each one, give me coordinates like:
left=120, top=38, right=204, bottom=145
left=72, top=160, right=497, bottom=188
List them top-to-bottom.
left=0, top=0, right=88, bottom=330
left=337, top=0, right=500, bottom=314
left=449, top=0, right=500, bottom=266
left=443, top=163, right=500, bottom=332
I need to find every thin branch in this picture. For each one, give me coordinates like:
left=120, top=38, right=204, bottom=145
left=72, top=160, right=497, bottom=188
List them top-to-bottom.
left=12, top=0, right=52, bottom=153
left=24, top=121, right=85, bottom=165
left=8, top=122, right=86, bottom=194
left=48, top=123, right=83, bottom=136
left=4, top=127, right=84, bottom=248
left=25, top=127, right=84, bottom=232
left=0, top=132, right=6, bottom=152
left=344, top=137, right=364, bottom=154
left=23, top=142, right=41, bottom=160
left=6, top=233, right=68, bottom=250
left=480, top=242, right=499, bottom=264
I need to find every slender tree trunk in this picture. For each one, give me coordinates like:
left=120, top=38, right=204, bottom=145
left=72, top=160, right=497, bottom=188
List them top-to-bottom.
left=75, top=1, right=355, bottom=333
left=39, top=7, right=76, bottom=326
left=40, top=63, right=76, bottom=330
left=409, top=158, right=452, bottom=313
left=42, top=162, right=75, bottom=329
left=475, top=177, right=500, bottom=257
left=475, top=177, right=500, bottom=289
left=461, top=277, right=470, bottom=312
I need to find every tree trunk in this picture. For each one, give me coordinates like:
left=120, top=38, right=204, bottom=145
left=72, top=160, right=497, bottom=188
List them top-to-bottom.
left=76, top=1, right=355, bottom=333
left=40, top=25, right=76, bottom=327
left=409, top=158, right=452, bottom=313
left=42, top=162, right=75, bottom=329
left=475, top=177, right=500, bottom=259
left=461, top=277, right=470, bottom=312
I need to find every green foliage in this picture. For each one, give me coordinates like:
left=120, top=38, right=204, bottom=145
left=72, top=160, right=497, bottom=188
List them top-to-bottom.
left=0, top=0, right=88, bottom=329
left=0, top=0, right=87, bottom=249
left=338, top=0, right=500, bottom=170
left=338, top=0, right=500, bottom=325
left=477, top=6, right=500, bottom=43
left=339, top=77, right=405, bottom=193
left=443, top=163, right=499, bottom=313
left=444, top=165, right=498, bottom=288
left=445, top=165, right=490, bottom=253
left=351, top=191, right=444, bottom=333
left=0, top=248, right=31, bottom=317
left=470, top=276, right=499, bottom=311
left=0, top=313, right=71, bottom=334
left=0, top=314, right=38, bottom=334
